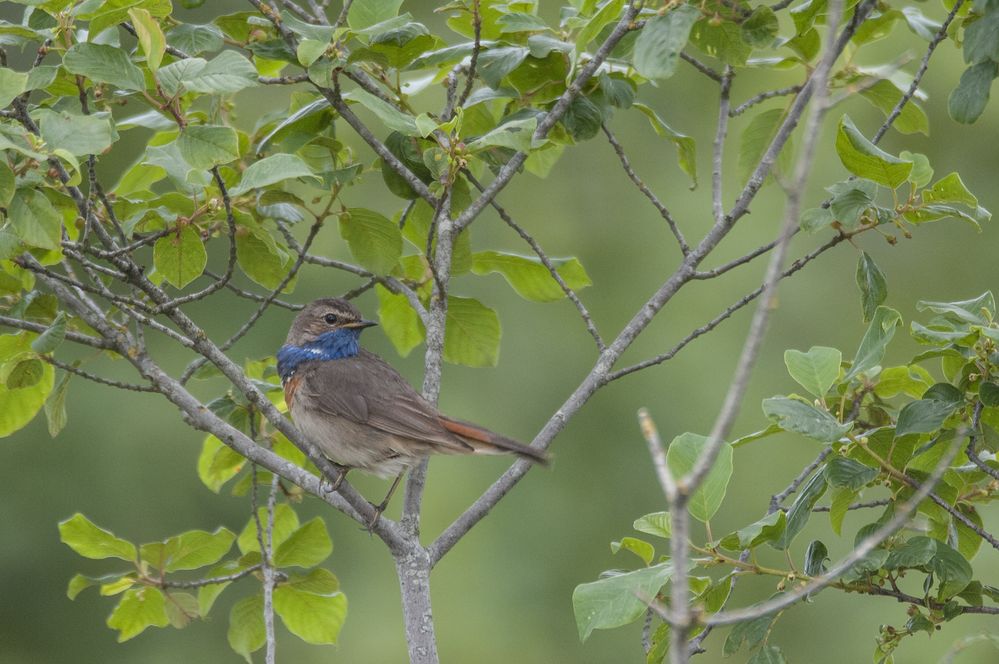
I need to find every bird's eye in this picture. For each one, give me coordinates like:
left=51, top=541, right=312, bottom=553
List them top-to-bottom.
left=324, top=313, right=339, bottom=325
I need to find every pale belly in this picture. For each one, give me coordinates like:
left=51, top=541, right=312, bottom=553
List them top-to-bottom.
left=291, top=402, right=415, bottom=478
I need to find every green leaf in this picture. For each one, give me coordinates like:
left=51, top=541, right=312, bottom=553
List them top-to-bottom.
left=81, top=0, right=172, bottom=36
left=348, top=0, right=403, bottom=30
left=576, top=0, right=624, bottom=49
left=632, top=6, right=699, bottom=80
left=742, top=6, right=778, bottom=47
left=129, top=8, right=166, bottom=72
left=964, top=10, right=999, bottom=65
left=690, top=17, right=751, bottom=66
left=168, top=24, right=224, bottom=55
left=63, top=43, right=145, bottom=91
left=477, top=46, right=529, bottom=88
left=158, top=51, right=259, bottom=95
left=948, top=61, right=997, bottom=124
left=0, top=67, right=28, bottom=107
left=859, top=79, right=929, bottom=136
left=349, top=87, right=420, bottom=135
left=563, top=96, right=603, bottom=141
left=632, top=103, right=696, bottom=188
left=739, top=108, right=790, bottom=185
left=36, top=109, right=117, bottom=157
left=835, top=115, right=912, bottom=188
left=467, top=117, right=538, bottom=153
left=177, top=125, right=239, bottom=170
left=900, top=150, right=933, bottom=188
left=229, top=153, right=319, bottom=195
left=0, top=161, right=13, bottom=208
left=923, top=172, right=978, bottom=208
left=827, top=178, right=877, bottom=228
left=10, top=189, right=62, bottom=250
left=800, top=207, right=833, bottom=233
left=338, top=208, right=402, bottom=275
left=235, top=224, right=291, bottom=290
left=154, top=226, right=208, bottom=289
left=470, top=251, right=591, bottom=302
left=856, top=252, right=887, bottom=323
left=375, top=284, right=425, bottom=357
left=917, top=292, right=994, bottom=325
left=444, top=296, right=500, bottom=368
left=843, top=306, right=901, bottom=382
left=31, top=312, right=67, bottom=354
left=0, top=336, right=54, bottom=437
left=784, top=346, right=841, bottom=398
left=5, top=358, right=44, bottom=390
left=44, top=367, right=70, bottom=437
left=762, top=397, right=851, bottom=443
left=895, top=398, right=961, bottom=437
left=665, top=432, right=733, bottom=522
left=197, top=434, right=246, bottom=492
left=824, top=456, right=878, bottom=490
left=773, top=471, right=827, bottom=549
left=237, top=503, right=300, bottom=555
left=953, top=505, right=984, bottom=561
left=718, top=510, right=786, bottom=550
left=633, top=511, right=671, bottom=539
left=59, top=513, right=136, bottom=561
left=274, top=517, right=333, bottom=568
left=160, top=528, right=235, bottom=572
left=885, top=535, right=936, bottom=569
left=610, top=536, right=654, bottom=566
left=888, top=537, right=972, bottom=599
left=804, top=539, right=829, bottom=575
left=573, top=563, right=672, bottom=641
left=67, top=573, right=100, bottom=600
left=274, top=574, right=347, bottom=645
left=107, top=587, right=170, bottom=642
left=228, top=594, right=265, bottom=662
left=724, top=614, right=774, bottom=656
left=749, top=645, right=786, bottom=664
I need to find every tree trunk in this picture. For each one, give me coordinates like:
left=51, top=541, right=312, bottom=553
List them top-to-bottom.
left=395, top=547, right=439, bottom=663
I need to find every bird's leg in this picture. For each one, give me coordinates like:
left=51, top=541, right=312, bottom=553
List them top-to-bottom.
left=320, top=464, right=350, bottom=494
left=365, top=470, right=406, bottom=530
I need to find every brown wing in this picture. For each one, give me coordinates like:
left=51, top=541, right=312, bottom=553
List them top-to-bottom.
left=296, top=350, right=473, bottom=454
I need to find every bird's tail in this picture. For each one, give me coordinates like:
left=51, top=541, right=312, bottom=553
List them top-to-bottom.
left=439, top=416, right=550, bottom=466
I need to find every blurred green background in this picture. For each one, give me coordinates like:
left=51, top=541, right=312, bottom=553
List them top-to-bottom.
left=2, top=1, right=998, bottom=662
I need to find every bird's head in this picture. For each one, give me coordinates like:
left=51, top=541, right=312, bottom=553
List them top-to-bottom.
left=284, top=298, right=378, bottom=347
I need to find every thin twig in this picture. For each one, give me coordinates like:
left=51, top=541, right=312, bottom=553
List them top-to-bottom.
left=454, top=0, right=481, bottom=110
left=871, top=0, right=966, bottom=145
left=668, top=4, right=844, bottom=659
left=680, top=52, right=723, bottom=82
left=712, top=68, right=734, bottom=226
left=729, top=86, right=803, bottom=118
left=601, top=123, right=688, bottom=255
left=464, top=171, right=605, bottom=350
left=605, top=233, right=850, bottom=382
left=0, top=315, right=114, bottom=350
left=42, top=357, right=157, bottom=392
left=770, top=448, right=832, bottom=513
left=813, top=498, right=891, bottom=512
left=157, top=563, right=263, bottom=588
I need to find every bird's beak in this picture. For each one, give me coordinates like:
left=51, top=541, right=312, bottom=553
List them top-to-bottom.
left=344, top=319, right=378, bottom=329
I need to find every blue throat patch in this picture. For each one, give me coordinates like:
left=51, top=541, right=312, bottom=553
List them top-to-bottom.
left=277, top=329, right=361, bottom=382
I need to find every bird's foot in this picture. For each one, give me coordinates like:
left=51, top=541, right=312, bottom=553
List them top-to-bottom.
left=320, top=465, right=349, bottom=494
left=361, top=470, right=406, bottom=533
left=363, top=501, right=388, bottom=533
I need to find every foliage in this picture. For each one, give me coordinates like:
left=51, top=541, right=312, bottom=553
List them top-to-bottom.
left=0, top=0, right=996, bottom=662
left=575, top=292, right=999, bottom=661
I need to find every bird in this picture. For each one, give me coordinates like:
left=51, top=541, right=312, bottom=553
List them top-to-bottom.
left=277, top=297, right=548, bottom=519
